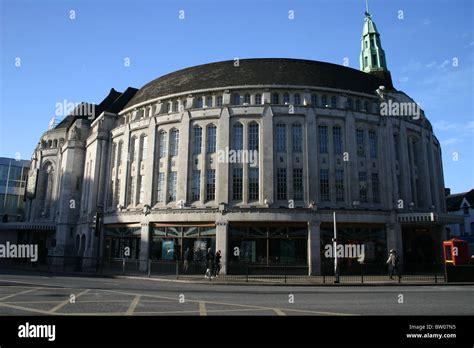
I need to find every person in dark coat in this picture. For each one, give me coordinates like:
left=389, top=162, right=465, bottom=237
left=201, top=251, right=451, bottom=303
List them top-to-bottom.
left=183, top=247, right=191, bottom=273
left=205, top=248, right=215, bottom=278
left=386, top=249, right=401, bottom=279
left=214, top=250, right=222, bottom=277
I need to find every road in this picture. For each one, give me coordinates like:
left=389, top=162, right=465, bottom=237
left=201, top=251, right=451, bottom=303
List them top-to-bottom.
left=0, top=272, right=472, bottom=316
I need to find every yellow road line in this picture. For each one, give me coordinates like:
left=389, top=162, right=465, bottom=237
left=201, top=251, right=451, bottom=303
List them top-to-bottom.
left=0, top=287, right=41, bottom=301
left=48, top=289, right=90, bottom=313
left=126, top=295, right=141, bottom=315
left=0, top=301, right=54, bottom=315
left=199, top=301, right=207, bottom=316
left=273, top=308, right=286, bottom=316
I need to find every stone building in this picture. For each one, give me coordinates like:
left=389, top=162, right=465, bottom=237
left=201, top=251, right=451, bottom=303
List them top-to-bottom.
left=21, top=8, right=460, bottom=273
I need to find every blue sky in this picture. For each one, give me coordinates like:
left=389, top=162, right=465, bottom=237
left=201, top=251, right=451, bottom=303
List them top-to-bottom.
left=0, top=0, right=473, bottom=193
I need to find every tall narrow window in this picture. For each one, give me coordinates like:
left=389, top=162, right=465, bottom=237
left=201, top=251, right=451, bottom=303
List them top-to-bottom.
left=283, top=92, right=290, bottom=104
left=232, top=93, right=240, bottom=105
left=272, top=93, right=279, bottom=104
left=294, top=93, right=301, bottom=105
left=244, top=94, right=251, bottom=104
left=255, top=94, right=262, bottom=105
left=311, top=94, right=318, bottom=106
left=321, top=95, right=328, bottom=107
left=206, top=96, right=213, bottom=107
left=217, top=96, right=223, bottom=106
left=331, top=96, right=338, bottom=108
left=195, top=97, right=203, bottom=108
left=347, top=98, right=353, bottom=110
left=355, top=99, right=361, bottom=111
left=173, top=100, right=179, bottom=112
left=364, top=101, right=370, bottom=112
left=233, top=123, right=243, bottom=150
left=248, top=123, right=259, bottom=151
left=276, top=124, right=286, bottom=152
left=292, top=124, right=302, bottom=153
left=207, top=125, right=217, bottom=153
left=193, top=126, right=202, bottom=154
left=318, top=126, right=328, bottom=154
left=333, top=126, right=343, bottom=155
left=170, top=129, right=179, bottom=156
left=356, top=129, right=365, bottom=157
left=159, top=131, right=167, bottom=158
left=369, top=131, right=378, bottom=158
left=140, top=135, right=148, bottom=160
left=130, top=137, right=139, bottom=162
left=117, top=141, right=123, bottom=167
left=232, top=168, right=243, bottom=200
left=249, top=168, right=259, bottom=200
left=276, top=168, right=287, bottom=200
left=293, top=168, right=303, bottom=200
left=206, top=169, right=216, bottom=201
left=320, top=169, right=329, bottom=201
left=335, top=169, right=344, bottom=202
left=191, top=170, right=201, bottom=201
left=168, top=171, right=177, bottom=202
left=359, top=172, right=368, bottom=202
left=156, top=173, right=164, bottom=203
left=372, top=173, right=380, bottom=203
left=129, top=176, right=136, bottom=206
left=137, top=176, right=144, bottom=204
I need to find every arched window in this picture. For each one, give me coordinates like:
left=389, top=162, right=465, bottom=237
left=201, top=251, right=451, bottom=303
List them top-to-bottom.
left=283, top=92, right=290, bottom=105
left=232, top=93, right=240, bottom=105
left=272, top=93, right=279, bottom=105
left=294, top=93, right=301, bottom=106
left=244, top=94, right=251, bottom=104
left=255, top=94, right=262, bottom=105
left=311, top=94, right=318, bottom=106
left=321, top=95, right=328, bottom=107
left=206, top=96, right=213, bottom=108
left=331, top=96, right=338, bottom=108
left=195, top=97, right=203, bottom=108
left=233, top=123, right=243, bottom=150
left=248, top=123, right=259, bottom=151
left=207, top=125, right=217, bottom=153
left=193, top=126, right=202, bottom=154
left=170, top=129, right=179, bottom=156
left=159, top=131, right=167, bottom=158
left=53, top=139, right=58, bottom=148
left=48, top=140, right=52, bottom=148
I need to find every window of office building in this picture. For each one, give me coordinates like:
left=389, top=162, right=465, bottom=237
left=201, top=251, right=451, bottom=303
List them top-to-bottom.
left=248, top=123, right=259, bottom=151
left=276, top=124, right=286, bottom=152
left=292, top=124, right=302, bottom=153
left=318, top=126, right=328, bottom=154
left=333, top=126, right=343, bottom=155
left=232, top=168, right=243, bottom=200
left=248, top=168, right=259, bottom=201
left=276, top=168, right=287, bottom=200
left=293, top=168, right=303, bottom=200
left=206, top=169, right=215, bottom=201
left=320, top=169, right=329, bottom=201
left=335, top=169, right=344, bottom=202
left=191, top=170, right=200, bottom=201
left=168, top=172, right=177, bottom=202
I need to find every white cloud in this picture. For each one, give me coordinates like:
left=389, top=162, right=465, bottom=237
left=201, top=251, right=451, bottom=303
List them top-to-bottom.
left=399, top=76, right=409, bottom=83
left=441, top=138, right=462, bottom=146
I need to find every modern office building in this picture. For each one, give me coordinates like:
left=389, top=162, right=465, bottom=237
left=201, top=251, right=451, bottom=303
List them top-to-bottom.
left=20, top=8, right=461, bottom=273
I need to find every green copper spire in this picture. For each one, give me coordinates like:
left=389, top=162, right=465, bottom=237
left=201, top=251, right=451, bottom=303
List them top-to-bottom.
left=360, top=1, right=389, bottom=73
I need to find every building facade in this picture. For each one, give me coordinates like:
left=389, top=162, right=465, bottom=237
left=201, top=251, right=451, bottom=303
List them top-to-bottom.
left=20, top=9, right=458, bottom=273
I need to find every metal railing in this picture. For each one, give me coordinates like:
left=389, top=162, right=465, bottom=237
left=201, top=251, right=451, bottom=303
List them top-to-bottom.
left=0, top=256, right=447, bottom=284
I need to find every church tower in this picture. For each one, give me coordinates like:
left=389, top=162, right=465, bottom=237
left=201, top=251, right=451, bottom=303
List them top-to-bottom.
left=360, top=0, right=388, bottom=72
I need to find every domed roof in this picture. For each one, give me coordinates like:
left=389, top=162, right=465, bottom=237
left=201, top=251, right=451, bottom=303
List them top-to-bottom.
left=125, top=58, right=392, bottom=109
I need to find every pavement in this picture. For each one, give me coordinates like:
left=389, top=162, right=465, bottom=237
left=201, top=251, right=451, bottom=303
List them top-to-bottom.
left=0, top=271, right=473, bottom=316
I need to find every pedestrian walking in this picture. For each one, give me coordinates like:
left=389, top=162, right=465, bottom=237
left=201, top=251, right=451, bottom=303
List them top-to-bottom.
left=183, top=247, right=191, bottom=273
left=205, top=248, right=214, bottom=279
left=386, top=249, right=401, bottom=279
left=214, top=250, right=222, bottom=277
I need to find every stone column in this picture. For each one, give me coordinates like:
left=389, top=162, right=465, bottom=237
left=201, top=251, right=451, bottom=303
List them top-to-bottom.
left=261, top=106, right=274, bottom=204
left=217, top=108, right=230, bottom=204
left=177, top=111, right=190, bottom=203
left=143, top=120, right=156, bottom=205
left=119, top=125, right=130, bottom=208
left=215, top=219, right=228, bottom=275
left=308, top=220, right=321, bottom=275
left=139, top=221, right=150, bottom=271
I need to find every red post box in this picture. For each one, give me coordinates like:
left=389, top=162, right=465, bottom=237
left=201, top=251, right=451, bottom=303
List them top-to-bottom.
left=443, top=239, right=469, bottom=266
